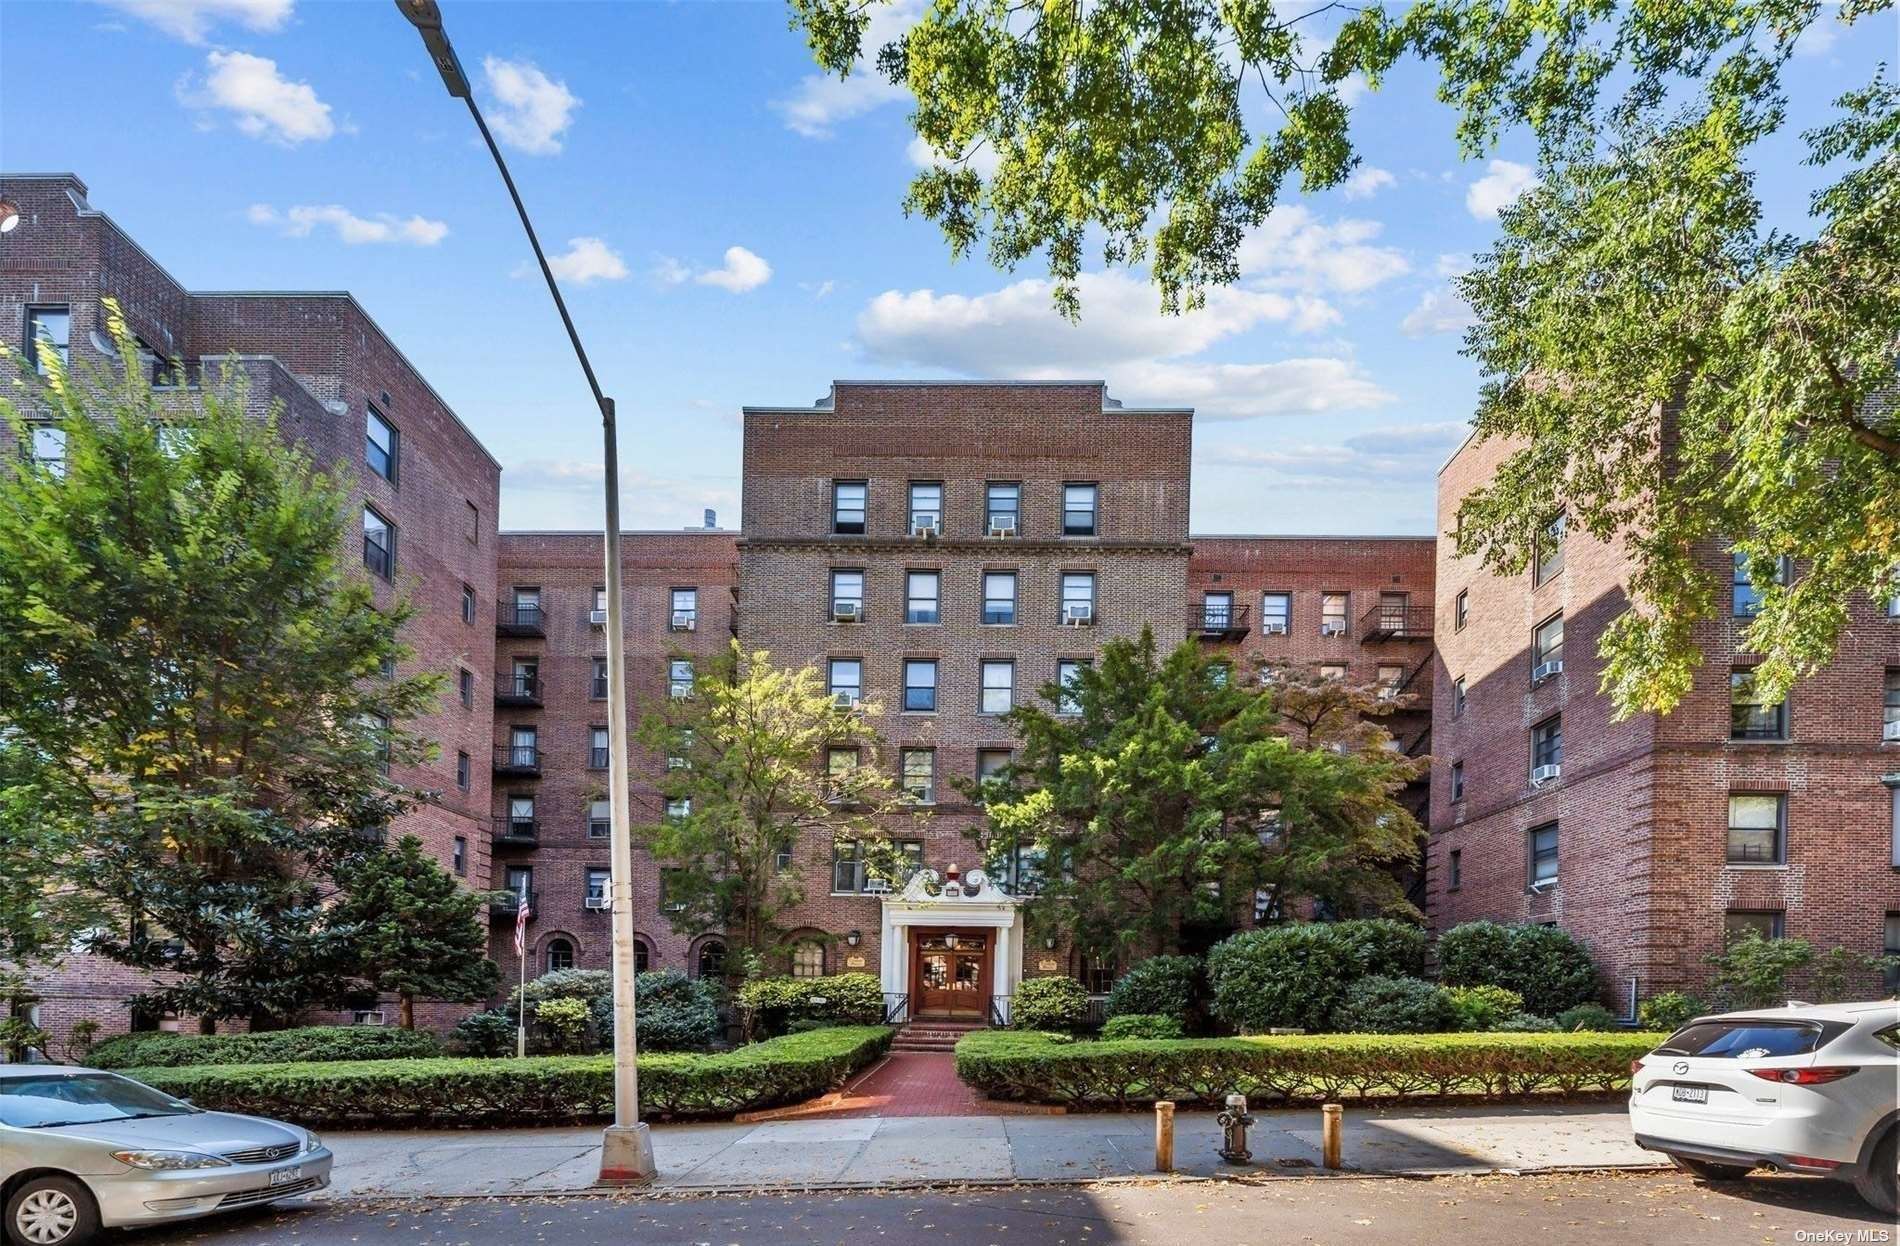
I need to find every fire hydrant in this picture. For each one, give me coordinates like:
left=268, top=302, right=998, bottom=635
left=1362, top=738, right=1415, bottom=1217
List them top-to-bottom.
left=1217, top=1092, right=1255, bottom=1164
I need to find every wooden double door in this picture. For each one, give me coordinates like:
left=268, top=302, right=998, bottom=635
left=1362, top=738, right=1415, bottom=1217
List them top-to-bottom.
left=912, top=929, right=990, bottom=1018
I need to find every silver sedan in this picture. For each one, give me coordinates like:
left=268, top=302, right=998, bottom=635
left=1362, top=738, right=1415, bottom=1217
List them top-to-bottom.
left=1, top=1064, right=331, bottom=1245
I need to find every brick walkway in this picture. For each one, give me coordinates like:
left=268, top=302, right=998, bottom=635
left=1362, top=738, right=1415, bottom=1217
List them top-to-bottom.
left=741, top=1051, right=1039, bottom=1122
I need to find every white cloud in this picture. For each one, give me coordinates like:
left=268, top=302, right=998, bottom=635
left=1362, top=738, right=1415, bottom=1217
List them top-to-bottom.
left=99, top=0, right=290, bottom=44
left=774, top=0, right=921, bottom=137
left=1794, top=15, right=1840, bottom=55
left=185, top=50, right=333, bottom=144
left=481, top=57, right=579, bottom=155
left=906, top=134, right=1003, bottom=179
left=1466, top=159, right=1536, bottom=219
left=1341, top=166, right=1395, bottom=200
left=248, top=203, right=447, bottom=246
left=1235, top=205, right=1410, bottom=295
left=533, top=237, right=628, bottom=285
left=694, top=246, right=773, bottom=293
left=1434, top=252, right=1472, bottom=278
left=652, top=256, right=691, bottom=286
left=854, top=269, right=1389, bottom=419
left=802, top=279, right=837, bottom=299
left=1400, top=286, right=1474, bottom=337
left=1202, top=420, right=1469, bottom=484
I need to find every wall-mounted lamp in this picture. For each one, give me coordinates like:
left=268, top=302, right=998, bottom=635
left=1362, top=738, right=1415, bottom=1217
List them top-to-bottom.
left=0, top=199, right=20, bottom=234
left=845, top=930, right=861, bottom=947
left=944, top=933, right=959, bottom=950
left=1043, top=935, right=1058, bottom=951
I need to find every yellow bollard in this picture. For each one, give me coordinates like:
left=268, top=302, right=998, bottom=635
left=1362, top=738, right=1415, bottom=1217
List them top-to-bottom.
left=1155, top=1100, right=1175, bottom=1172
left=1321, top=1102, right=1343, bottom=1169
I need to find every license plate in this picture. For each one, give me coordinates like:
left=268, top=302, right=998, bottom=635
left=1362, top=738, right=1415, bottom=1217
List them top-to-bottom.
left=1671, top=1086, right=1709, bottom=1104
left=268, top=1166, right=302, bottom=1186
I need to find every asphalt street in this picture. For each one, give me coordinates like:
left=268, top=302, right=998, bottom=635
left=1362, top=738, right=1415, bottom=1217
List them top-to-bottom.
left=118, top=1171, right=1892, bottom=1246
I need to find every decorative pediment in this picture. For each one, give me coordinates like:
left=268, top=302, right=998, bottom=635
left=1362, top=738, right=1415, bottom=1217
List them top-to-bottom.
left=892, top=866, right=1018, bottom=905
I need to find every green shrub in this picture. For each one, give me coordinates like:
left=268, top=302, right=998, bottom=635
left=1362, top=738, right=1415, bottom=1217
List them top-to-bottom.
left=1330, top=919, right=1429, bottom=979
left=1437, top=921, right=1599, bottom=1017
left=1206, top=925, right=1362, bottom=1032
left=1704, top=931, right=1813, bottom=1010
left=1104, top=956, right=1201, bottom=1024
left=508, top=969, right=613, bottom=1018
left=586, top=970, right=721, bottom=1052
left=735, top=974, right=884, bottom=1037
left=1012, top=976, right=1090, bottom=1031
left=1335, top=976, right=1454, bottom=1034
left=1444, top=985, right=1524, bottom=1032
left=1638, top=991, right=1706, bottom=1032
left=535, top=997, right=593, bottom=1054
left=1554, top=1003, right=1620, bottom=1032
left=451, top=1010, right=515, bottom=1057
left=1496, top=1012, right=1559, bottom=1033
left=1100, top=1014, right=1187, bottom=1041
left=88, top=1025, right=442, bottom=1070
left=124, top=1026, right=893, bottom=1126
left=955, top=1029, right=1664, bottom=1107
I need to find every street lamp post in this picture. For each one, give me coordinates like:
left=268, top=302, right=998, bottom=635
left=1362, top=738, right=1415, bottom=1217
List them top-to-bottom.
left=395, top=0, right=655, bottom=1185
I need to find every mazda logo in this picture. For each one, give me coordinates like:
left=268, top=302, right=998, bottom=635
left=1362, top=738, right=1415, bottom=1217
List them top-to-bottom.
left=1672, top=1061, right=1689, bottom=1076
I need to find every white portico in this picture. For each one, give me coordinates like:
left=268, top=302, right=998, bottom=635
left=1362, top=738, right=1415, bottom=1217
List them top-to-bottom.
left=878, top=865, right=1024, bottom=1024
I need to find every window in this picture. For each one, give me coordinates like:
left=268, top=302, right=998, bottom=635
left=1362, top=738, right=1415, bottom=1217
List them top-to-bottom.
left=25, top=306, right=70, bottom=372
left=366, top=405, right=399, bottom=483
left=26, top=425, right=66, bottom=475
left=833, top=480, right=867, bottom=534
left=909, top=482, right=942, bottom=532
left=986, top=482, right=1020, bottom=534
left=1064, top=483, right=1098, bottom=536
left=465, top=499, right=479, bottom=543
left=362, top=506, right=395, bottom=579
left=1534, top=513, right=1566, bottom=585
left=1732, top=550, right=1791, bottom=617
left=831, top=569, right=864, bottom=620
left=906, top=570, right=941, bottom=624
left=983, top=572, right=1017, bottom=625
left=1061, top=572, right=1096, bottom=624
left=461, top=584, right=476, bottom=625
left=593, top=585, right=608, bottom=616
left=512, top=586, right=541, bottom=622
left=671, top=588, right=698, bottom=631
left=1454, top=589, right=1469, bottom=631
left=1202, top=591, right=1235, bottom=630
left=1258, top=592, right=1291, bottom=634
left=1320, top=593, right=1348, bottom=636
left=1532, top=613, right=1564, bottom=675
left=591, top=657, right=609, bottom=700
left=509, top=658, right=537, bottom=701
left=828, top=658, right=863, bottom=706
left=669, top=659, right=694, bottom=699
left=903, top=659, right=937, bottom=712
left=1056, top=659, right=1089, bottom=714
left=981, top=660, right=1014, bottom=714
left=1376, top=663, right=1404, bottom=698
left=1320, top=664, right=1347, bottom=681
left=459, top=668, right=474, bottom=708
left=1730, top=669, right=1788, bottom=740
left=1888, top=669, right=1900, bottom=741
left=1453, top=676, right=1467, bottom=718
left=365, top=712, right=391, bottom=775
left=1531, top=715, right=1563, bottom=773
left=507, top=725, right=537, bottom=768
left=589, top=726, right=610, bottom=770
left=826, top=746, right=859, bottom=794
left=901, top=748, right=935, bottom=803
left=977, top=749, right=1012, bottom=786
left=455, top=750, right=470, bottom=791
left=1450, top=760, right=1464, bottom=802
left=507, top=794, right=536, bottom=834
left=1727, top=794, right=1786, bottom=864
left=665, top=797, right=691, bottom=820
left=589, top=799, right=611, bottom=839
left=1527, top=823, right=1559, bottom=888
left=451, top=836, right=467, bottom=876
left=831, top=841, right=865, bottom=893
left=1447, top=848, right=1461, bottom=890
left=504, top=866, right=533, bottom=902
left=586, top=868, right=611, bottom=907
left=1724, top=910, right=1784, bottom=942
left=1885, top=914, right=1900, bottom=992
left=546, top=939, right=574, bottom=973
left=695, top=939, right=725, bottom=979
left=790, top=940, right=826, bottom=978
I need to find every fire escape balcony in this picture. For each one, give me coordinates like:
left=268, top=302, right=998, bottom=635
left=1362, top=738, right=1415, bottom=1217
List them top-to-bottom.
left=1360, top=603, right=1433, bottom=642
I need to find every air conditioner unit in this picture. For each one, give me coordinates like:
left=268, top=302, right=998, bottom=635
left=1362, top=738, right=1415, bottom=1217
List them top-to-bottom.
left=910, top=516, right=940, bottom=538
left=988, top=516, right=1017, bottom=538
left=832, top=600, right=861, bottom=622
left=1063, top=603, right=1094, bottom=626
left=588, top=608, right=608, bottom=626
left=671, top=612, right=697, bottom=632
left=1261, top=623, right=1288, bottom=635
left=1320, top=623, right=1345, bottom=636
left=1531, top=659, right=1564, bottom=682
left=1378, top=686, right=1401, bottom=701
left=833, top=692, right=861, bottom=709
left=1885, top=720, right=1900, bottom=743
left=1530, top=763, right=1562, bottom=785
left=862, top=878, right=892, bottom=895
left=1527, top=878, right=1556, bottom=894
left=584, top=896, right=610, bottom=910
left=352, top=1011, right=386, bottom=1027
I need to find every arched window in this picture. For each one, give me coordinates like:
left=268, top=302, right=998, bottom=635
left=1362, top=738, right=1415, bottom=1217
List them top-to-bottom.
left=633, top=937, right=652, bottom=975
left=546, top=938, right=574, bottom=973
left=695, top=938, right=726, bottom=980
left=790, top=939, right=826, bottom=979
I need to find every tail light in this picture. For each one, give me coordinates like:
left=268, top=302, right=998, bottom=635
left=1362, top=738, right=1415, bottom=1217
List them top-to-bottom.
left=1630, top=1058, right=1645, bottom=1075
left=1748, top=1067, right=1859, bottom=1085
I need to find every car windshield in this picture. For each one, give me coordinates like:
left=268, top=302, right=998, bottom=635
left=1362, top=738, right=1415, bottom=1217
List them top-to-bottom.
left=1654, top=1020, right=1824, bottom=1059
left=0, top=1073, right=196, bottom=1128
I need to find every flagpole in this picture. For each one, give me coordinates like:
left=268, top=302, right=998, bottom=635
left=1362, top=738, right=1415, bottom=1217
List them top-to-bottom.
left=515, top=894, right=529, bottom=1059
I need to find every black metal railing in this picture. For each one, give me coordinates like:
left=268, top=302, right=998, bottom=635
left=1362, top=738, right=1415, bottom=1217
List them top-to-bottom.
left=497, top=602, right=546, bottom=636
left=1192, top=602, right=1251, bottom=638
left=1360, top=602, right=1433, bottom=641
left=495, top=673, right=541, bottom=705
left=493, top=744, right=541, bottom=774
left=492, top=816, right=538, bottom=845
left=489, top=890, right=538, bottom=917
left=883, top=991, right=911, bottom=1025
left=989, top=993, right=1013, bottom=1027
left=1082, top=995, right=1111, bottom=1029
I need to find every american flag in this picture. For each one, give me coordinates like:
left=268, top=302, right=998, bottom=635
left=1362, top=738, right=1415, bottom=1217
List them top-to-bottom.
left=512, top=891, right=531, bottom=957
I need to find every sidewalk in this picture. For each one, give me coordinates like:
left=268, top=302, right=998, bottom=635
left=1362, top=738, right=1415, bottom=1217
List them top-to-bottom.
left=318, top=1102, right=1660, bottom=1198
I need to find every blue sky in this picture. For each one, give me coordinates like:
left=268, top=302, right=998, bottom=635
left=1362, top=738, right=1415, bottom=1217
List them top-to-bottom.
left=2, top=1, right=1892, bottom=535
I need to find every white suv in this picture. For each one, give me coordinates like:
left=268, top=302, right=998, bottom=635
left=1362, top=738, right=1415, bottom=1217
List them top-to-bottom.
left=1629, top=1000, right=1899, bottom=1213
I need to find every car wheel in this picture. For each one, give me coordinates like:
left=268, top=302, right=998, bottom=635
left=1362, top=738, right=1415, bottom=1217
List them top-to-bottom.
left=1852, top=1129, right=1898, bottom=1217
left=1669, top=1154, right=1754, bottom=1181
left=5, top=1176, right=99, bottom=1246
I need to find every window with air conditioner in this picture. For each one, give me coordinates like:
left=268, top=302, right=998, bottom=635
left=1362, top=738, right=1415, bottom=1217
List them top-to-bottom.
left=833, top=480, right=867, bottom=534
left=909, top=482, right=942, bottom=535
left=986, top=482, right=1020, bottom=535
left=1063, top=483, right=1098, bottom=536
left=830, top=568, right=864, bottom=621
left=906, top=570, right=941, bottom=624
left=983, top=572, right=1017, bottom=625
left=1061, top=573, right=1096, bottom=625
left=590, top=585, right=607, bottom=626
left=671, top=587, right=698, bottom=632
left=1260, top=592, right=1291, bottom=634
left=1320, top=593, right=1348, bottom=636
left=1531, top=612, right=1564, bottom=681
left=828, top=658, right=862, bottom=706
left=669, top=659, right=694, bottom=699
left=903, top=659, right=937, bottom=711
left=981, top=660, right=1014, bottom=714
left=1530, top=715, right=1562, bottom=780
left=901, top=748, right=936, bottom=803
left=1727, top=793, right=1786, bottom=865
left=1527, top=822, right=1559, bottom=888
left=586, top=869, right=611, bottom=909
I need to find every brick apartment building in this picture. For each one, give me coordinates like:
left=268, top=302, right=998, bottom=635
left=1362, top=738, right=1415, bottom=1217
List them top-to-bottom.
left=1430, top=430, right=1900, bottom=1006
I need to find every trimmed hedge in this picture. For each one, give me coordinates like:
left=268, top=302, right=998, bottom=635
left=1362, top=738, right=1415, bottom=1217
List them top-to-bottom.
left=1437, top=921, right=1599, bottom=1017
left=1104, top=956, right=1201, bottom=1024
left=737, top=974, right=884, bottom=1037
left=1012, top=976, right=1090, bottom=1031
left=1335, top=976, right=1455, bottom=1034
left=1100, top=1014, right=1187, bottom=1041
left=88, top=1026, right=442, bottom=1070
left=122, top=1026, right=893, bottom=1126
left=955, top=1029, right=1663, bottom=1108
